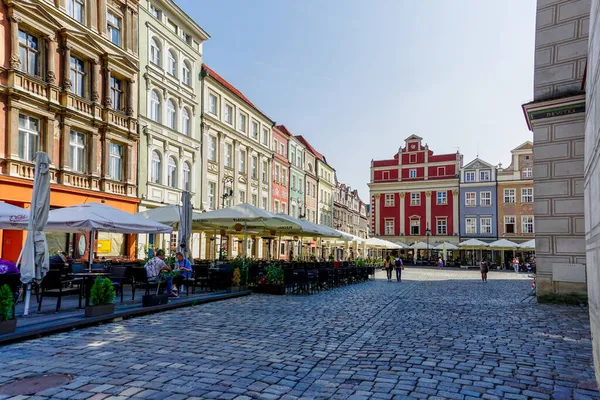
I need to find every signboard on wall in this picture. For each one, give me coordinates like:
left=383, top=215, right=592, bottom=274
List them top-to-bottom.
left=97, top=240, right=112, bottom=254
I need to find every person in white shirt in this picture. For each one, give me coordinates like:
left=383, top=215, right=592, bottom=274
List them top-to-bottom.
left=144, top=250, right=177, bottom=298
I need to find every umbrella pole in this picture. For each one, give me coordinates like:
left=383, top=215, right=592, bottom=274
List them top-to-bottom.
left=243, top=223, right=247, bottom=265
left=88, top=229, right=96, bottom=272
left=15, top=246, right=31, bottom=316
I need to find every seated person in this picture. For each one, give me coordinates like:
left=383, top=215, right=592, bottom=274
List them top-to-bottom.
left=144, top=250, right=177, bottom=298
left=174, top=252, right=193, bottom=292
left=0, top=259, right=19, bottom=275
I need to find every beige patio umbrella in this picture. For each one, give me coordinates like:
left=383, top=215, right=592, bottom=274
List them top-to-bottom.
left=488, top=239, right=519, bottom=268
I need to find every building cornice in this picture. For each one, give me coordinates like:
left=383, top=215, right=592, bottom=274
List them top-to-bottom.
left=522, top=94, right=586, bottom=131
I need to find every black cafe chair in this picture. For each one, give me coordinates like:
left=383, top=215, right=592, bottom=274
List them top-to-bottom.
left=38, top=270, right=82, bottom=312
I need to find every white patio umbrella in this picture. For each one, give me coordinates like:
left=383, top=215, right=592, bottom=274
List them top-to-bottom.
left=17, top=152, right=51, bottom=316
left=178, top=191, right=193, bottom=261
left=0, top=202, right=29, bottom=229
left=137, top=204, right=203, bottom=228
left=365, top=237, right=403, bottom=249
left=458, top=238, right=489, bottom=249
left=488, top=239, right=519, bottom=269
left=518, top=239, right=535, bottom=249
left=412, top=241, right=431, bottom=250
left=434, top=242, right=458, bottom=262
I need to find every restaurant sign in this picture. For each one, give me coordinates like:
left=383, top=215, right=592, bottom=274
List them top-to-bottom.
left=528, top=102, right=585, bottom=121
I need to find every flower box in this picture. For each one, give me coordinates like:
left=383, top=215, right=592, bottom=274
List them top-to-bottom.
left=255, top=284, right=285, bottom=295
left=142, top=294, right=168, bottom=307
left=84, top=304, right=115, bottom=318
left=0, top=319, right=16, bottom=334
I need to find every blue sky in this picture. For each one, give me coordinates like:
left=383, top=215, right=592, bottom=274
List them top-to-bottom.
left=177, top=0, right=537, bottom=200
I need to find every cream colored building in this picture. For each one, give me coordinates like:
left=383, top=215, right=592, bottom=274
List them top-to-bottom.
left=137, top=0, right=209, bottom=258
left=201, top=65, right=274, bottom=258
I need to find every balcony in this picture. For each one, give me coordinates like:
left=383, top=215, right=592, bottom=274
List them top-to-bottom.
left=13, top=72, right=48, bottom=98
left=65, top=94, right=101, bottom=119
left=106, top=110, right=138, bottom=135
left=7, top=159, right=58, bottom=182
left=61, top=170, right=100, bottom=191
left=101, top=178, right=135, bottom=196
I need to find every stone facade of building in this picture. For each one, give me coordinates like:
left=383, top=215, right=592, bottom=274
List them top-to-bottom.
left=333, top=178, right=368, bottom=239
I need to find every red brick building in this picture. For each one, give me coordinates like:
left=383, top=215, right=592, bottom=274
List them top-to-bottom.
left=271, top=126, right=290, bottom=215
left=368, top=135, right=463, bottom=245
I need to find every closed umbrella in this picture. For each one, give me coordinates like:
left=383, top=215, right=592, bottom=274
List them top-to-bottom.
left=18, top=152, right=51, bottom=316
left=178, top=191, right=193, bottom=261
left=0, top=202, right=29, bottom=229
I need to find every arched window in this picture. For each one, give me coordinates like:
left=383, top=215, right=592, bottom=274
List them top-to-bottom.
left=150, top=38, right=161, bottom=66
left=167, top=49, right=177, bottom=76
left=182, top=61, right=191, bottom=86
left=150, top=90, right=161, bottom=122
left=167, top=99, right=177, bottom=129
left=181, top=107, right=190, bottom=136
left=151, top=150, right=161, bottom=184
left=168, top=156, right=177, bottom=188
left=183, top=162, right=191, bottom=191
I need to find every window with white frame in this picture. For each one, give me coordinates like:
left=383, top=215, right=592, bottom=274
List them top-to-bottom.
left=66, top=0, right=84, bottom=23
left=150, top=5, right=161, bottom=19
left=107, top=11, right=121, bottom=46
left=18, top=30, right=40, bottom=76
left=150, top=38, right=161, bottom=66
left=167, top=50, right=177, bottom=76
left=70, top=56, right=86, bottom=98
left=182, top=61, right=191, bottom=86
left=110, top=76, right=123, bottom=112
left=150, top=90, right=161, bottom=122
left=208, top=94, right=217, bottom=115
left=167, top=99, right=177, bottom=129
left=224, top=103, right=233, bottom=124
left=181, top=108, right=190, bottom=136
left=239, top=113, right=247, bottom=132
left=18, top=114, right=39, bottom=162
left=252, top=121, right=259, bottom=140
left=262, top=128, right=269, bottom=146
left=69, top=131, right=86, bottom=173
left=208, top=135, right=216, bottom=162
left=109, top=143, right=123, bottom=181
left=224, top=143, right=232, bottom=168
left=280, top=143, right=285, bottom=156
left=150, top=150, right=161, bottom=184
left=239, top=150, right=246, bottom=174
left=409, top=154, right=417, bottom=163
left=251, top=156, right=258, bottom=179
left=167, top=157, right=177, bottom=188
left=262, top=161, right=268, bottom=182
left=183, top=162, right=191, bottom=191
left=275, top=165, right=280, bottom=182
left=437, top=167, right=445, bottom=176
left=522, top=167, right=532, bottom=178
left=281, top=169, right=286, bottom=185
left=409, top=169, right=417, bottom=178
left=480, top=170, right=490, bottom=181
left=382, top=171, right=390, bottom=180
left=465, top=171, right=475, bottom=182
left=291, top=175, right=296, bottom=190
left=298, top=177, right=303, bottom=193
left=208, top=182, right=216, bottom=209
left=521, top=187, right=533, bottom=203
left=503, top=188, right=515, bottom=203
left=239, top=190, right=246, bottom=204
left=437, top=191, right=447, bottom=205
left=480, top=191, right=492, bottom=206
left=410, top=192, right=420, bottom=206
left=465, top=192, right=476, bottom=207
left=251, top=193, right=257, bottom=207
left=385, top=193, right=394, bottom=207
left=262, top=196, right=267, bottom=210
left=274, top=200, right=279, bottom=214
left=281, top=203, right=286, bottom=214
left=291, top=204, right=296, bottom=218
left=504, top=216, right=516, bottom=234
left=522, top=216, right=534, bottom=233
left=465, top=217, right=477, bottom=234
left=480, top=217, right=492, bottom=234
left=385, top=219, right=394, bottom=235
left=410, top=219, right=420, bottom=235
left=437, top=219, right=447, bottom=235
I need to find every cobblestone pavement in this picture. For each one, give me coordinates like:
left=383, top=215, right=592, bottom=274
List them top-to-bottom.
left=0, top=268, right=598, bottom=400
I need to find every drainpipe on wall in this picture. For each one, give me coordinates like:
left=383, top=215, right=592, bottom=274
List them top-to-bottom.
left=199, top=66, right=209, bottom=211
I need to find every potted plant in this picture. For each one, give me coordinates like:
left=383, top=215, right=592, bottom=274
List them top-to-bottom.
left=256, top=262, right=285, bottom=295
left=230, top=265, right=241, bottom=293
left=143, top=269, right=179, bottom=307
left=85, top=277, right=116, bottom=317
left=0, top=284, right=16, bottom=334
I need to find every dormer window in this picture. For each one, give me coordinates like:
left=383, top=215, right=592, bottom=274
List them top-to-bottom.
left=409, top=154, right=417, bottom=163
left=480, top=170, right=490, bottom=181
left=465, top=171, right=475, bottom=182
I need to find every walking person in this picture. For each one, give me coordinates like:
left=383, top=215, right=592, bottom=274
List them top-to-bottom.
left=385, top=255, right=392, bottom=281
left=394, top=256, right=404, bottom=282
left=437, top=257, right=444, bottom=269
left=512, top=257, right=520, bottom=273
left=480, top=258, right=488, bottom=282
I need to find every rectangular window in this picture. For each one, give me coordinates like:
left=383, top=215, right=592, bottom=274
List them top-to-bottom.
left=67, top=0, right=84, bottom=23
left=150, top=5, right=162, bottom=19
left=107, top=11, right=121, bottom=46
left=167, top=19, right=177, bottom=33
left=18, top=30, right=40, bottom=76
left=70, top=56, right=86, bottom=98
left=110, top=76, right=123, bottom=111
left=208, top=94, right=218, bottom=115
left=224, top=103, right=233, bottom=124
left=239, top=113, right=247, bottom=132
left=18, top=114, right=39, bottom=162
left=252, top=121, right=259, bottom=139
left=262, top=128, right=269, bottom=146
left=69, top=131, right=86, bottom=173
left=208, top=136, right=216, bottom=162
left=273, top=139, right=278, bottom=153
left=109, top=143, right=123, bottom=181
left=224, top=143, right=232, bottom=168
left=280, top=143, right=285, bottom=156
left=239, top=150, right=246, bottom=174
left=297, top=154, right=302, bottom=167
left=409, top=154, right=417, bottom=163
left=251, top=156, right=258, bottom=179
left=262, top=161, right=268, bottom=182
left=275, top=165, right=280, bottom=182
left=437, top=167, right=445, bottom=176
left=522, top=167, right=532, bottom=178
left=409, top=169, right=417, bottom=178
left=480, top=170, right=490, bottom=181
left=382, top=171, right=390, bottom=180
left=465, top=171, right=475, bottom=182
left=292, top=175, right=296, bottom=190
left=298, top=178, right=303, bottom=194
left=208, top=182, right=215, bottom=209
left=521, top=188, right=533, bottom=203
left=504, top=189, right=515, bottom=203
left=239, top=190, right=246, bottom=204
left=437, top=191, right=447, bottom=205
left=480, top=191, right=492, bottom=206
left=410, top=192, right=420, bottom=206
left=465, top=192, right=476, bottom=207
left=385, top=193, right=394, bottom=207
left=251, top=194, right=257, bottom=207
left=262, top=196, right=267, bottom=210
left=274, top=201, right=279, bottom=214
left=281, top=203, right=286, bottom=214
left=291, top=204, right=296, bottom=218
left=504, top=216, right=516, bottom=234
left=522, top=216, right=534, bottom=234
left=465, top=217, right=477, bottom=234
left=480, top=218, right=492, bottom=234
left=385, top=219, right=394, bottom=235
left=410, top=219, right=420, bottom=235
left=437, top=219, right=447, bottom=235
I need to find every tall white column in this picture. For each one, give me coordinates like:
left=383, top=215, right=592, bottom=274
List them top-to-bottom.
left=424, top=145, right=429, bottom=180
left=452, top=189, right=459, bottom=237
left=425, top=191, right=432, bottom=234
left=399, top=192, right=405, bottom=235
left=374, top=194, right=381, bottom=236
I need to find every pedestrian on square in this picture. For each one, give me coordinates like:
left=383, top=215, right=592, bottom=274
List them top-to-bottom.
left=384, top=255, right=392, bottom=281
left=394, top=256, right=404, bottom=282
left=437, top=257, right=444, bottom=269
left=513, top=257, right=520, bottom=273
left=480, top=258, right=489, bottom=282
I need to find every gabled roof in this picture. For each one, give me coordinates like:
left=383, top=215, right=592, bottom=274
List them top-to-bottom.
left=202, top=64, right=273, bottom=123
left=275, top=125, right=292, bottom=137
left=405, top=134, right=423, bottom=141
left=296, top=135, right=323, bottom=160
left=512, top=141, right=533, bottom=152
left=462, top=157, right=495, bottom=170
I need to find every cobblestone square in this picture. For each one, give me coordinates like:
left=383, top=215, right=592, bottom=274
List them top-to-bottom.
left=0, top=268, right=598, bottom=399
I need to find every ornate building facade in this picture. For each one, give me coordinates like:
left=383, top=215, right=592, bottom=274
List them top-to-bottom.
left=0, top=0, right=140, bottom=261
left=271, top=126, right=289, bottom=215
left=302, top=140, right=318, bottom=224
left=459, top=158, right=498, bottom=242
left=333, top=177, right=368, bottom=239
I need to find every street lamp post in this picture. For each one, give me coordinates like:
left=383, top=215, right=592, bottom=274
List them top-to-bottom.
left=219, top=175, right=234, bottom=259
left=426, top=225, right=431, bottom=265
